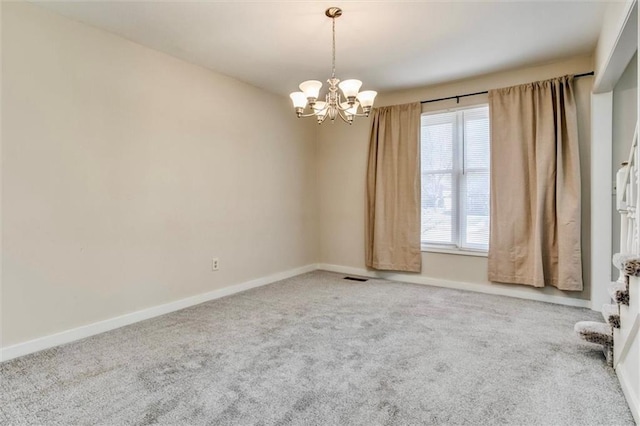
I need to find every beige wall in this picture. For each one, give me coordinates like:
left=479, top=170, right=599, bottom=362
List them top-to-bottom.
left=1, top=3, right=318, bottom=347
left=612, top=53, right=638, bottom=279
left=318, top=56, right=594, bottom=301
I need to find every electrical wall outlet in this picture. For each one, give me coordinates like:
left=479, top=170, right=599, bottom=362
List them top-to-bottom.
left=212, top=258, right=219, bottom=271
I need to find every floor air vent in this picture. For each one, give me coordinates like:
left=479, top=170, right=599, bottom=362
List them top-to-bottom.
left=344, top=276, right=368, bottom=282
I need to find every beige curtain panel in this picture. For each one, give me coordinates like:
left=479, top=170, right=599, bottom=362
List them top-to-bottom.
left=488, top=75, right=583, bottom=291
left=365, top=102, right=422, bottom=273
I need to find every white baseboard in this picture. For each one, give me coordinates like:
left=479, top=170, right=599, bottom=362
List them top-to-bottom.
left=318, top=263, right=591, bottom=309
left=0, top=264, right=318, bottom=362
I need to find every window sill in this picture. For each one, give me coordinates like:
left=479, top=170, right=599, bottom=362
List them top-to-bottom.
left=421, top=246, right=488, bottom=257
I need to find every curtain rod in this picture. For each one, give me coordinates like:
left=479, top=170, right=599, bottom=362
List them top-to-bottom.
left=420, top=71, right=595, bottom=104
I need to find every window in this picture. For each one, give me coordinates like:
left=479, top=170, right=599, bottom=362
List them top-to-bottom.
left=420, top=105, right=490, bottom=253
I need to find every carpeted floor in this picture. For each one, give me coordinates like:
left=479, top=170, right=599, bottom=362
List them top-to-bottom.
left=1, top=271, right=634, bottom=425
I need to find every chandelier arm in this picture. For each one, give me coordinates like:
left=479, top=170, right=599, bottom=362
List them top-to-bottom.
left=307, top=102, right=331, bottom=119
left=336, top=103, right=363, bottom=113
left=336, top=104, right=369, bottom=117
left=337, top=109, right=352, bottom=124
left=298, top=111, right=323, bottom=118
left=318, top=112, right=330, bottom=124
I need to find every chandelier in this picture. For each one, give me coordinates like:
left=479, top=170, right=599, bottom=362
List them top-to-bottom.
left=289, top=7, right=377, bottom=125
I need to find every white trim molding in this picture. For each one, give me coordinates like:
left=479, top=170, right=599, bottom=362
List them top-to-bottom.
left=591, top=91, right=614, bottom=310
left=421, top=246, right=488, bottom=258
left=0, top=264, right=318, bottom=362
left=318, top=264, right=591, bottom=309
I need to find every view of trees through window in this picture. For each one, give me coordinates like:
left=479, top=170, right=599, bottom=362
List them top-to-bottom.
left=420, top=105, right=490, bottom=251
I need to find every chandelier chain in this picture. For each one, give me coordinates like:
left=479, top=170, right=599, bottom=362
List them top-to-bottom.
left=331, top=16, right=336, bottom=79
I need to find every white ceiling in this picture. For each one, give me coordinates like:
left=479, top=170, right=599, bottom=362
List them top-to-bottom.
left=33, top=1, right=608, bottom=95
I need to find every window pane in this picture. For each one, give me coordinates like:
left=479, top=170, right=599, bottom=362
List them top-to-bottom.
left=463, top=107, right=490, bottom=170
left=421, top=113, right=455, bottom=172
left=464, top=170, right=490, bottom=248
left=421, top=173, right=453, bottom=244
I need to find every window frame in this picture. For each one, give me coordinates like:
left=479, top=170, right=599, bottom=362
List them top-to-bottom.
left=420, top=103, right=490, bottom=256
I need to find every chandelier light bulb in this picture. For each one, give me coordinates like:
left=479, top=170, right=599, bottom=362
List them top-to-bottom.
left=338, top=79, right=363, bottom=99
left=299, top=80, right=323, bottom=100
left=357, top=90, right=377, bottom=108
left=289, top=92, right=308, bottom=109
